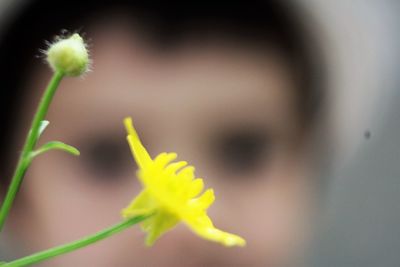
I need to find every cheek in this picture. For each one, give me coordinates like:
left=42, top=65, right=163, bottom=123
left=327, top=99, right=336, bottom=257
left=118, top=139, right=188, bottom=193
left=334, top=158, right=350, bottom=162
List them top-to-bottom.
left=207, top=151, right=315, bottom=261
left=16, top=152, right=140, bottom=260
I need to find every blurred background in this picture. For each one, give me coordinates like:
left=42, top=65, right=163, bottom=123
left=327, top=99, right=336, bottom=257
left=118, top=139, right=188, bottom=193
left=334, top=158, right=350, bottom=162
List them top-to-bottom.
left=0, top=0, right=399, bottom=266
left=301, top=1, right=400, bottom=266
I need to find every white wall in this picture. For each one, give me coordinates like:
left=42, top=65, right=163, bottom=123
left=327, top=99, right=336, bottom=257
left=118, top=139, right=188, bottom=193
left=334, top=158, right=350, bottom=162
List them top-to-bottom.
left=301, top=1, right=400, bottom=266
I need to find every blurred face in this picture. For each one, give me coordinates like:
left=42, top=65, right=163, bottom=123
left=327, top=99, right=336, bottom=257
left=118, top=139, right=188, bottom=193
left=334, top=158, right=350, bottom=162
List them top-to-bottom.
left=7, top=21, right=316, bottom=266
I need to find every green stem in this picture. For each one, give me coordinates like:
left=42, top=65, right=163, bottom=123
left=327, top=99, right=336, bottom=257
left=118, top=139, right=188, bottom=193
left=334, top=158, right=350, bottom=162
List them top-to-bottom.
left=0, top=71, right=65, bottom=232
left=4, top=214, right=150, bottom=267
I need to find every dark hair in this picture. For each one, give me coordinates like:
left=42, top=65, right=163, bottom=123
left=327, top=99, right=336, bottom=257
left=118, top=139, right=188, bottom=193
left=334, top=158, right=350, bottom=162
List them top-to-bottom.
left=0, top=0, right=325, bottom=184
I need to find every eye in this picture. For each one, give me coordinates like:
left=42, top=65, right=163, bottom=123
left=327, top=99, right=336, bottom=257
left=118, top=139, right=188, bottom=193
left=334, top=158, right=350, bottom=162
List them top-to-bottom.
left=211, top=128, right=270, bottom=174
left=79, top=135, right=135, bottom=182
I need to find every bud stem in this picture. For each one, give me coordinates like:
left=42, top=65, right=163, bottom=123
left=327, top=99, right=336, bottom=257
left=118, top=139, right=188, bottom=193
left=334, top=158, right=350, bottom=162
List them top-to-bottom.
left=0, top=71, right=65, bottom=232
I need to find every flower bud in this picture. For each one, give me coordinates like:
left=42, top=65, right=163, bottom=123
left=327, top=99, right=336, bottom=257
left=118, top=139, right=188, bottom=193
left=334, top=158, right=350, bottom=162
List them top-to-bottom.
left=46, top=33, right=89, bottom=76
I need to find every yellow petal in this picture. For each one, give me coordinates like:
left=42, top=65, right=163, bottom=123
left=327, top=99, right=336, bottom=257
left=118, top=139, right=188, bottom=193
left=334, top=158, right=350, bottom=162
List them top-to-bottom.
left=121, top=117, right=246, bottom=247
left=123, top=117, right=138, bottom=137
left=124, top=117, right=152, bottom=168
left=154, top=152, right=178, bottom=169
left=165, top=161, right=188, bottom=175
left=177, top=166, right=195, bottom=179
left=188, top=179, right=204, bottom=198
left=190, top=189, right=215, bottom=210
left=121, top=190, right=155, bottom=218
left=144, top=212, right=179, bottom=246
left=185, top=214, right=246, bottom=247
left=197, top=227, right=246, bottom=247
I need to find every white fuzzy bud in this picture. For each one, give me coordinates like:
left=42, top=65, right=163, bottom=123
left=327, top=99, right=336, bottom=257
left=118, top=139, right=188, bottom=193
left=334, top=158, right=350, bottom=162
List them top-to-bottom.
left=46, top=33, right=89, bottom=76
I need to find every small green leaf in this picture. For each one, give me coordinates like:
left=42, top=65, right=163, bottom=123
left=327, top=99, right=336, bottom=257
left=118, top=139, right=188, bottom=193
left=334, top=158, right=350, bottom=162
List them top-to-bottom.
left=38, top=120, right=50, bottom=136
left=31, top=141, right=80, bottom=158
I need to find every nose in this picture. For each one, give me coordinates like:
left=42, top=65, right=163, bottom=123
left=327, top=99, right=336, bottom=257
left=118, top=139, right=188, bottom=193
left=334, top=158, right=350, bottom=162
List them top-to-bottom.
left=146, top=223, right=227, bottom=265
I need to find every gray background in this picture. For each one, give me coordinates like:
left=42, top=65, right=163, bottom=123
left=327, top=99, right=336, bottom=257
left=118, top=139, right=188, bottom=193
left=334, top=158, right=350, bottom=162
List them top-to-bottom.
left=306, top=1, right=400, bottom=266
left=311, top=86, right=400, bottom=267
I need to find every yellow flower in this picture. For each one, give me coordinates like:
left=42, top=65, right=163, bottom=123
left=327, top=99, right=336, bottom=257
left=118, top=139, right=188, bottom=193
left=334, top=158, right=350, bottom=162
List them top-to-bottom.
left=122, top=117, right=246, bottom=247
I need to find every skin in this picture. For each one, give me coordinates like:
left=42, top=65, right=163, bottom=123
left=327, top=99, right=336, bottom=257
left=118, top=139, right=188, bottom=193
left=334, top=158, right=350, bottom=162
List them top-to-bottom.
left=5, top=21, right=316, bottom=266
